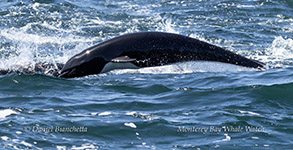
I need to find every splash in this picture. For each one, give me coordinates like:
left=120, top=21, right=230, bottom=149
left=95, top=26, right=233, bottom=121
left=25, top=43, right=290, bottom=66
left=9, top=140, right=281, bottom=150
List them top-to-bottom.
left=0, top=2, right=96, bottom=76
left=155, top=17, right=179, bottom=34
left=0, top=26, right=92, bottom=76
left=255, top=36, right=293, bottom=67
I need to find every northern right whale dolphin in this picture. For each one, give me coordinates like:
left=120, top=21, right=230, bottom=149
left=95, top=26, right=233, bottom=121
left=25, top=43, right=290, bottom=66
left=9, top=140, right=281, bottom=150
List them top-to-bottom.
left=59, top=32, right=265, bottom=78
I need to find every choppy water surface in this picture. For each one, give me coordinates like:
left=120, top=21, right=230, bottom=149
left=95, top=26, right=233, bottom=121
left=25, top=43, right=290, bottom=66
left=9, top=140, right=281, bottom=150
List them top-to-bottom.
left=0, top=0, right=293, bottom=149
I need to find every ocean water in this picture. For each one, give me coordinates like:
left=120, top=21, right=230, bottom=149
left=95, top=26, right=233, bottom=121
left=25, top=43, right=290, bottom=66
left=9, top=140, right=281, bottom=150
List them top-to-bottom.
left=0, top=0, right=293, bottom=149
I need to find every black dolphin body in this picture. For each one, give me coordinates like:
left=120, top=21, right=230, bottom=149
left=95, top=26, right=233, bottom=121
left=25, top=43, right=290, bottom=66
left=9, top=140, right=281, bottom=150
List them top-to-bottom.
left=59, top=32, right=265, bottom=78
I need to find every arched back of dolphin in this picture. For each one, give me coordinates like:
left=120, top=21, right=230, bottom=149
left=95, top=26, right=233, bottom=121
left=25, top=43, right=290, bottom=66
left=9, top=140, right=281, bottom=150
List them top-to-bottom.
left=59, top=32, right=265, bottom=78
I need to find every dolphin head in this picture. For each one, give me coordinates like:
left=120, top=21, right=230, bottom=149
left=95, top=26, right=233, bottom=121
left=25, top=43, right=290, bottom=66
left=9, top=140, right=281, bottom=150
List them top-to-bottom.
left=59, top=56, right=108, bottom=78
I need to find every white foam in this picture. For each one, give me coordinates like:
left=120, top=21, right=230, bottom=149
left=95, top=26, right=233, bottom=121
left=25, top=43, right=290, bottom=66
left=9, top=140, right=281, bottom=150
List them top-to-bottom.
left=236, top=4, right=256, bottom=8
left=0, top=27, right=92, bottom=45
left=0, top=109, right=18, bottom=119
left=239, top=110, right=260, bottom=116
left=98, top=111, right=112, bottom=116
left=126, top=111, right=137, bottom=116
left=90, top=112, right=98, bottom=116
left=67, top=114, right=90, bottom=117
left=124, top=122, right=137, bottom=128
left=16, top=131, right=22, bottom=135
left=213, top=134, right=231, bottom=143
left=1, top=136, right=10, bottom=141
left=20, top=141, right=33, bottom=147
left=71, top=144, right=98, bottom=150
left=56, top=145, right=66, bottom=150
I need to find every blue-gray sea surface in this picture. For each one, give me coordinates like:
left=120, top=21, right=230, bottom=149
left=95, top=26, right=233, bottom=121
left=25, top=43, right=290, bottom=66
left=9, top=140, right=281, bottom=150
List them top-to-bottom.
left=0, top=0, right=293, bottom=149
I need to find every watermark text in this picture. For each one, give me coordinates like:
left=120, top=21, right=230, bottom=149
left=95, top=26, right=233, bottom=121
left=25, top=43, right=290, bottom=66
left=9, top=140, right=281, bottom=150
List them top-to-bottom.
left=23, top=125, right=88, bottom=133
left=177, top=126, right=265, bottom=134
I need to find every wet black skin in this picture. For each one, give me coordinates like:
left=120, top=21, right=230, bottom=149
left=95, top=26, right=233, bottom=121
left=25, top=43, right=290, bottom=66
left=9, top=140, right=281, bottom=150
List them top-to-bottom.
left=59, top=32, right=265, bottom=78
